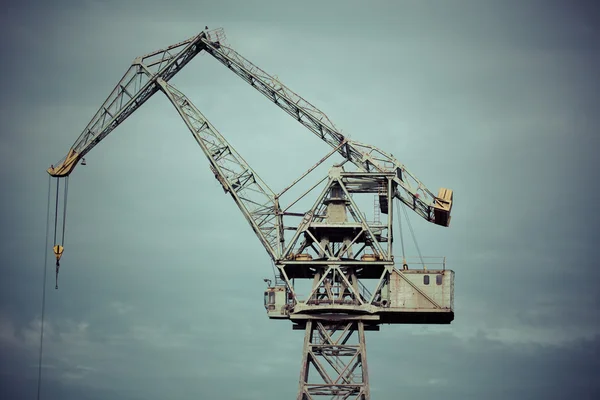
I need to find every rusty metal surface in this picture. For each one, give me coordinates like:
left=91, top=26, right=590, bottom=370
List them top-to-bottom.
left=46, top=27, right=455, bottom=400
left=388, top=269, right=454, bottom=310
left=298, top=321, right=369, bottom=399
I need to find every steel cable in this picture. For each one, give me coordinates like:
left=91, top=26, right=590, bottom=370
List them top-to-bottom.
left=37, top=175, right=52, bottom=400
left=61, top=177, right=69, bottom=245
left=396, top=199, right=406, bottom=261
left=402, top=202, right=426, bottom=269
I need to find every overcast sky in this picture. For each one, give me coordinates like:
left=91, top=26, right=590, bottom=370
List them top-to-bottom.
left=1, top=0, right=599, bottom=399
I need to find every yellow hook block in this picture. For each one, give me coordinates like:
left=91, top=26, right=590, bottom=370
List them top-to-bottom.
left=53, top=245, right=64, bottom=262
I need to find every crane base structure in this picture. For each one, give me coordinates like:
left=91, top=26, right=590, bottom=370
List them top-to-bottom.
left=46, top=28, right=455, bottom=400
left=263, top=165, right=454, bottom=399
left=297, top=320, right=371, bottom=399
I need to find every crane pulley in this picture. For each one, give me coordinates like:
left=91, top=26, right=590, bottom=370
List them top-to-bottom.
left=46, top=26, right=452, bottom=279
left=44, top=27, right=456, bottom=399
left=48, top=28, right=451, bottom=228
left=49, top=176, right=69, bottom=289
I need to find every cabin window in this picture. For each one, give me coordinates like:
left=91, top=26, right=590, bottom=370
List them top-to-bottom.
left=436, top=274, right=443, bottom=285
left=423, top=275, right=430, bottom=285
left=264, top=291, right=276, bottom=307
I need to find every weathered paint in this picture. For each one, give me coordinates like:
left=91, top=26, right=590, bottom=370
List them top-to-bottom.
left=388, top=269, right=454, bottom=310
left=265, top=286, right=289, bottom=319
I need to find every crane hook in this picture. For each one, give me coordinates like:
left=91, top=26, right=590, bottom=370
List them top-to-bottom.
left=53, top=245, right=64, bottom=290
left=55, top=262, right=59, bottom=290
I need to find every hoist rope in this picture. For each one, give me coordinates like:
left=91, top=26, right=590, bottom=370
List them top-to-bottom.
left=37, top=175, right=52, bottom=400
left=51, top=177, right=69, bottom=246
left=61, top=177, right=69, bottom=245
left=53, top=178, right=59, bottom=245
left=396, top=199, right=406, bottom=261
left=401, top=203, right=426, bottom=269
left=270, top=260, right=278, bottom=283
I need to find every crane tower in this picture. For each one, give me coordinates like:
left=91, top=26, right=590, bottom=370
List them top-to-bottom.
left=47, top=28, right=454, bottom=399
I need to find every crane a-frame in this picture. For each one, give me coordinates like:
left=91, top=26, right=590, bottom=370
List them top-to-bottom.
left=47, top=28, right=454, bottom=399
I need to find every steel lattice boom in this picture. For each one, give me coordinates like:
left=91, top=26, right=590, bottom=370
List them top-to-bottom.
left=47, top=28, right=456, bottom=400
left=49, top=28, right=451, bottom=226
left=47, top=30, right=216, bottom=177
left=199, top=33, right=452, bottom=227
left=157, top=79, right=281, bottom=260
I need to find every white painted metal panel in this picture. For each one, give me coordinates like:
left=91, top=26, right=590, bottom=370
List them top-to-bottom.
left=388, top=269, right=454, bottom=310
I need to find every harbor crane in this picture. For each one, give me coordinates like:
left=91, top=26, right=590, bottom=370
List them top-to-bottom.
left=47, top=28, right=454, bottom=399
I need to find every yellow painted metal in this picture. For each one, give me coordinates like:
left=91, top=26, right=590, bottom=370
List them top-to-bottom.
left=47, top=149, right=80, bottom=177
left=433, top=188, right=453, bottom=227
left=435, top=188, right=453, bottom=210
left=53, top=245, right=64, bottom=262
left=295, top=253, right=313, bottom=261
left=361, top=254, right=379, bottom=261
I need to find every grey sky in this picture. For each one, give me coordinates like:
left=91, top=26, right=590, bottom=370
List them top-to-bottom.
left=1, top=0, right=599, bottom=399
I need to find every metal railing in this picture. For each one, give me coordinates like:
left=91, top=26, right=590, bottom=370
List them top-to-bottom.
left=399, top=256, right=447, bottom=270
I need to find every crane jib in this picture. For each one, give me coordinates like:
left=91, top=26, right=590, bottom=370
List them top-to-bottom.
left=47, top=26, right=451, bottom=256
left=44, top=27, right=455, bottom=400
left=199, top=36, right=452, bottom=227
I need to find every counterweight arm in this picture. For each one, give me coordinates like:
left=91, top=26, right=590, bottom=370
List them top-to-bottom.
left=200, top=33, right=452, bottom=226
left=157, top=79, right=282, bottom=261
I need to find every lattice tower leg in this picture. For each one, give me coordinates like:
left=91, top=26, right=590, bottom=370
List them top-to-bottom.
left=297, top=320, right=370, bottom=399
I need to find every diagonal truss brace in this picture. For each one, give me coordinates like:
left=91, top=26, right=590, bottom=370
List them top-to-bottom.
left=48, top=29, right=222, bottom=177
left=200, top=33, right=451, bottom=226
left=157, top=79, right=281, bottom=260
left=305, top=266, right=365, bottom=307
left=299, top=320, right=369, bottom=399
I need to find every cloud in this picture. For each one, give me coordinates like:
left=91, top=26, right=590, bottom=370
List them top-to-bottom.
left=1, top=1, right=599, bottom=399
left=2, top=301, right=600, bottom=399
left=110, top=301, right=133, bottom=315
left=369, top=329, right=600, bottom=399
left=60, top=365, right=96, bottom=381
